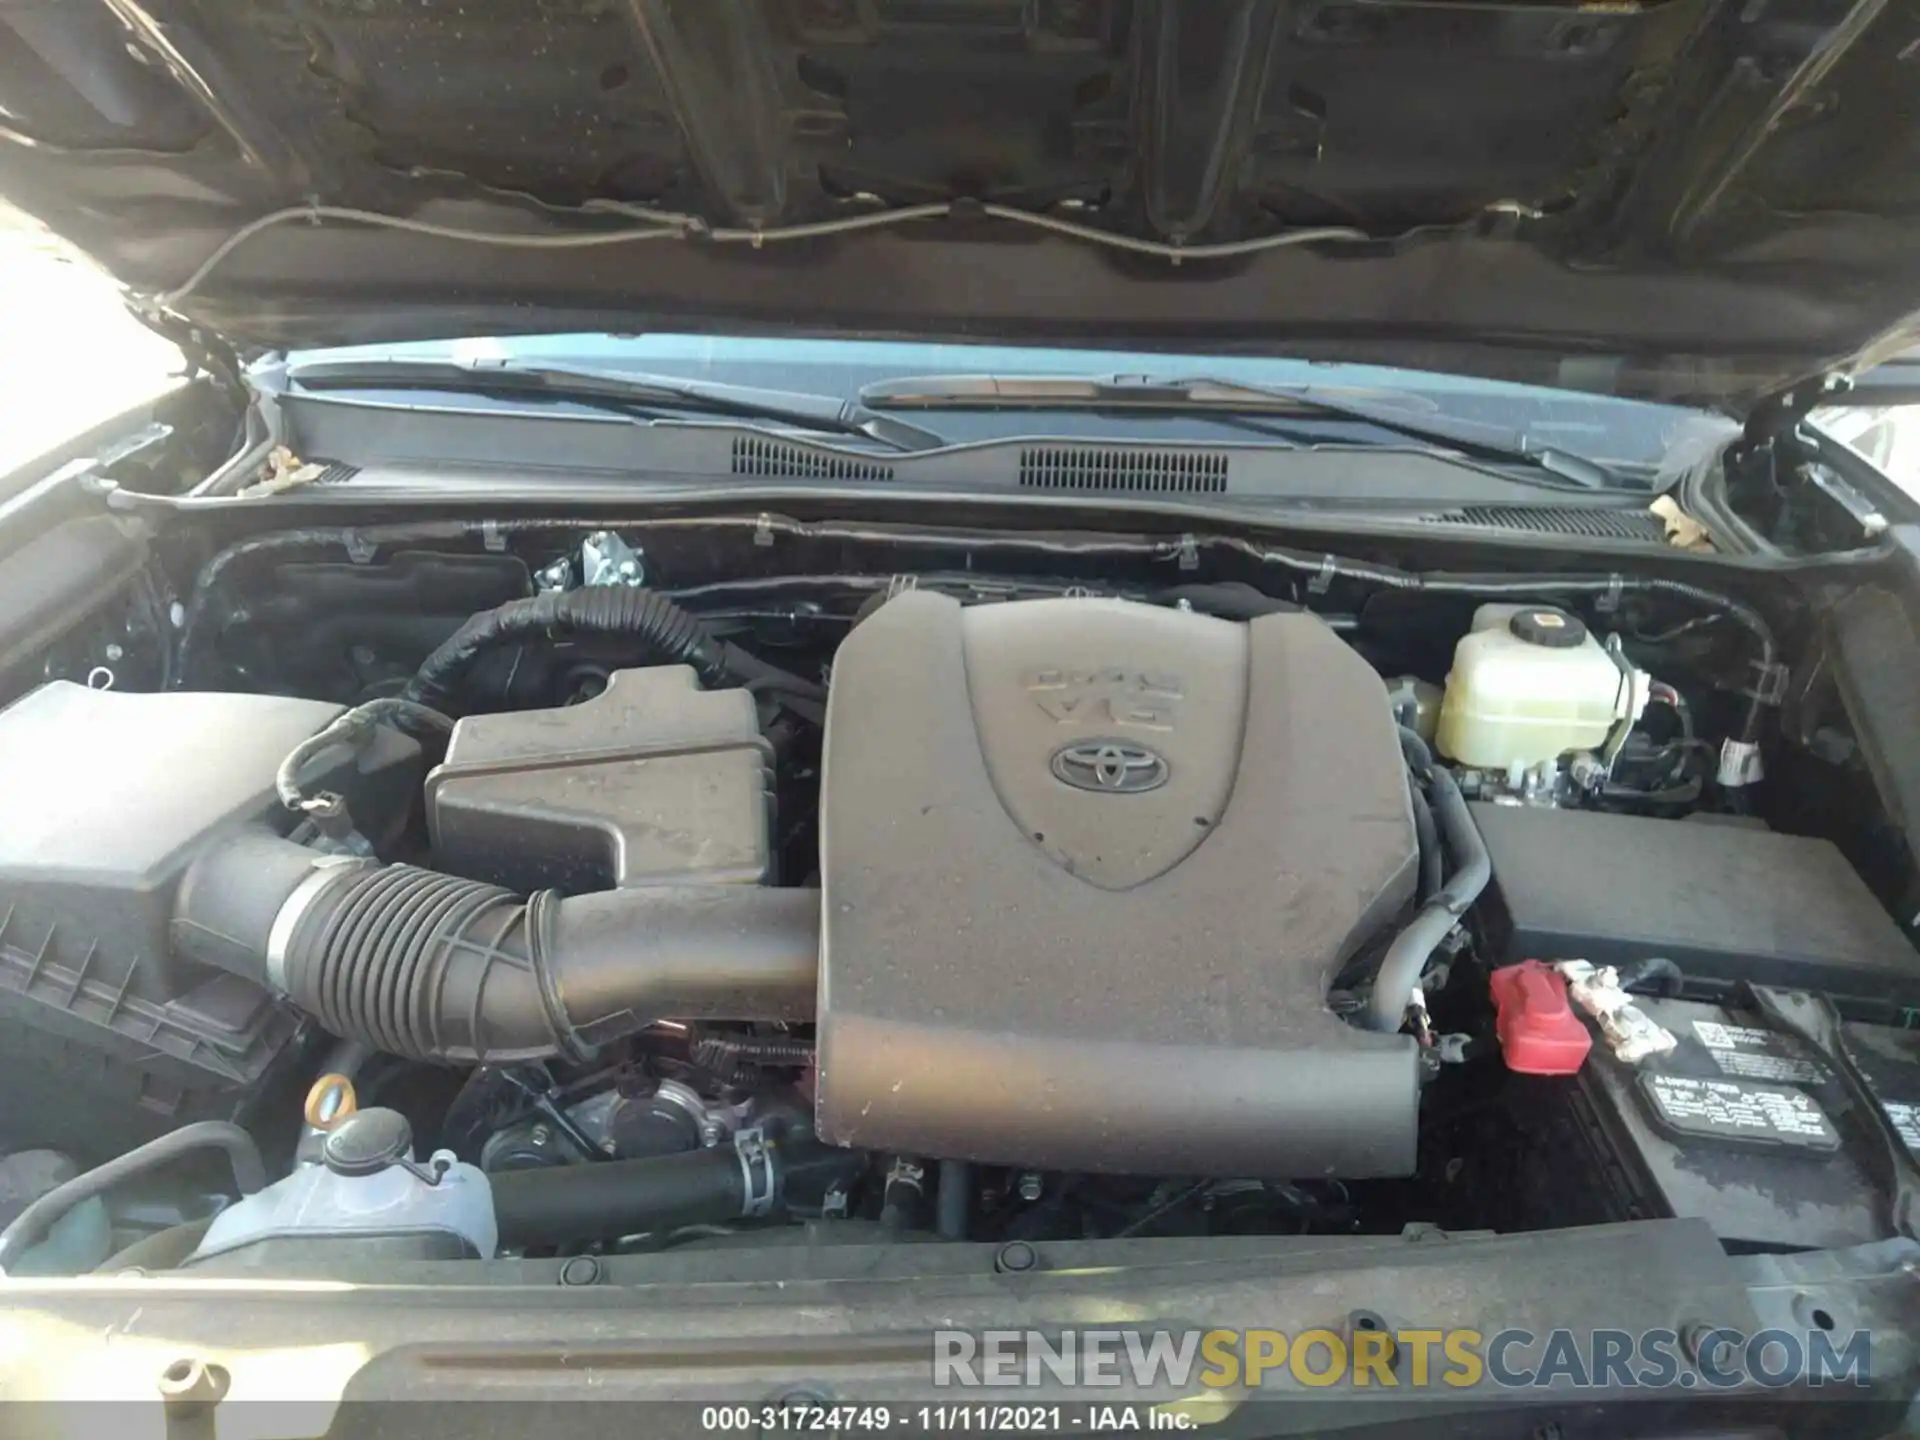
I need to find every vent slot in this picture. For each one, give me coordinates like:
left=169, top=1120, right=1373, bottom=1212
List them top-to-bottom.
left=730, top=436, right=894, bottom=482
left=1018, top=447, right=1230, bottom=493
left=310, top=461, right=360, bottom=486
left=1420, top=504, right=1672, bottom=543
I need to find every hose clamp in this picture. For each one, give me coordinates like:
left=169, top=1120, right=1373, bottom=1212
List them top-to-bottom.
left=264, top=857, right=367, bottom=992
left=523, top=889, right=592, bottom=1063
left=733, top=1128, right=777, bottom=1218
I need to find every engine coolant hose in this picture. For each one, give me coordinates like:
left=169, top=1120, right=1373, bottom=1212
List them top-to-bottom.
left=402, top=586, right=824, bottom=715
left=1364, top=728, right=1492, bottom=1033
left=171, top=829, right=819, bottom=1065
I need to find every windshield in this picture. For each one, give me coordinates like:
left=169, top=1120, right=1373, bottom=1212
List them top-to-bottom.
left=285, top=333, right=1734, bottom=477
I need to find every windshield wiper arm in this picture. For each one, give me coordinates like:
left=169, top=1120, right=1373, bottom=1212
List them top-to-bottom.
left=287, top=358, right=947, bottom=453
left=859, top=373, right=1625, bottom=488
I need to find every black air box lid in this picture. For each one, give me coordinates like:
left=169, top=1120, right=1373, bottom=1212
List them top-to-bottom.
left=425, top=665, right=773, bottom=894
left=1473, top=805, right=1918, bottom=1011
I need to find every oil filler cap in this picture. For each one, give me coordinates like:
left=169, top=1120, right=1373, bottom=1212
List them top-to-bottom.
left=1508, top=607, right=1588, bottom=649
left=321, top=1107, right=414, bottom=1177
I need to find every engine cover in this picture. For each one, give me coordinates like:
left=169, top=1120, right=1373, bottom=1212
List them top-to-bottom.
left=816, top=593, right=1421, bottom=1178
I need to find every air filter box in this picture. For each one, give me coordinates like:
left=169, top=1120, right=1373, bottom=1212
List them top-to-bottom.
left=0, top=682, right=417, bottom=1156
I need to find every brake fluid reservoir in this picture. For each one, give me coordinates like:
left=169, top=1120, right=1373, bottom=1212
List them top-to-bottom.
left=1436, top=604, right=1646, bottom=769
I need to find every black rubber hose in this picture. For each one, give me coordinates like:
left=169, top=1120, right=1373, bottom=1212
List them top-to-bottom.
left=402, top=587, right=824, bottom=715
left=1365, top=729, right=1493, bottom=1033
left=1407, top=776, right=1442, bottom=904
left=173, top=834, right=819, bottom=1066
left=0, top=1123, right=265, bottom=1272
left=489, top=1137, right=861, bottom=1247
left=491, top=1145, right=747, bottom=1247
left=936, top=1159, right=973, bottom=1241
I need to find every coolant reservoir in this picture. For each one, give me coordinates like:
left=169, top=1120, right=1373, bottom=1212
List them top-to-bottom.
left=1436, top=604, right=1645, bottom=769
left=186, top=1107, right=496, bottom=1265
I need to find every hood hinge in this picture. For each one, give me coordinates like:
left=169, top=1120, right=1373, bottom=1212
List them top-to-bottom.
left=128, top=302, right=246, bottom=394
left=1742, top=372, right=1854, bottom=448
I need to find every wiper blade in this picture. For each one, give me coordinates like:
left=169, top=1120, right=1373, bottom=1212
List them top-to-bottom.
left=287, top=357, right=947, bottom=453
left=860, top=373, right=1626, bottom=488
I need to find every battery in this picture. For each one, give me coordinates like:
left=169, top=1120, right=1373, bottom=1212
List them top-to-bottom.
left=1522, top=995, right=1920, bottom=1251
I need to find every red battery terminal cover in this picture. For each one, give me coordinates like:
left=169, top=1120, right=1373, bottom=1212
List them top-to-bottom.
left=1489, top=960, right=1592, bottom=1075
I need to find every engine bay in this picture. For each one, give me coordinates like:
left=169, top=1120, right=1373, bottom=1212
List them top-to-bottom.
left=2, top=512, right=1916, bottom=1275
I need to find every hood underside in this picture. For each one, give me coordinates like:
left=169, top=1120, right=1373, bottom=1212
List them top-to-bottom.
left=3, top=0, right=1918, bottom=409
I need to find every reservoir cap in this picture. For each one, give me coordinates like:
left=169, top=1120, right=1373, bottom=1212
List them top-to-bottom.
left=1508, top=607, right=1588, bottom=649
left=322, top=1107, right=414, bottom=1176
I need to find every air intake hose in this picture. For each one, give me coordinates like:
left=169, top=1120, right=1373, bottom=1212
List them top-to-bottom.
left=403, top=587, right=824, bottom=715
left=172, top=830, right=818, bottom=1064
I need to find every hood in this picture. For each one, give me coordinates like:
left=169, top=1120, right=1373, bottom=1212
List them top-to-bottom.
left=2, top=0, right=1917, bottom=412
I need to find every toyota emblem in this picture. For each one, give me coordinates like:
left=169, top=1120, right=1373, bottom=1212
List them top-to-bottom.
left=1050, top=741, right=1170, bottom=794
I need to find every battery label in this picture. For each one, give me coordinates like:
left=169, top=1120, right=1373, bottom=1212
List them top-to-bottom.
left=1690, top=1020, right=1828, bottom=1085
left=1640, top=1073, right=1840, bottom=1152
left=1879, top=1101, right=1920, bottom=1155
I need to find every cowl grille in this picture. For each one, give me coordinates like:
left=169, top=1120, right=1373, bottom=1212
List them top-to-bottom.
left=730, top=436, right=894, bottom=481
left=1018, top=447, right=1230, bottom=493
left=1420, top=504, right=1672, bottom=543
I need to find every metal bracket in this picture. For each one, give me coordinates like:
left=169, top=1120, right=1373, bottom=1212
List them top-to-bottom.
left=133, top=308, right=245, bottom=392
left=1740, top=372, right=1853, bottom=453
left=1755, top=372, right=1853, bottom=426
left=754, top=513, right=776, bottom=548
left=480, top=521, right=507, bottom=553
left=341, top=530, right=377, bottom=565
left=582, top=530, right=646, bottom=587
left=1176, top=534, right=1200, bottom=572
left=1308, top=554, right=1338, bottom=596
left=498, top=1066, right=604, bottom=1162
